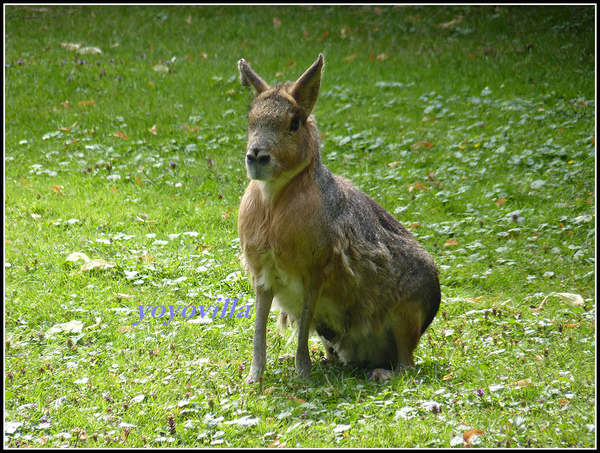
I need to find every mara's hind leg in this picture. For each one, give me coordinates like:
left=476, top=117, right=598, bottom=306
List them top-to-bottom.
left=368, top=310, right=423, bottom=381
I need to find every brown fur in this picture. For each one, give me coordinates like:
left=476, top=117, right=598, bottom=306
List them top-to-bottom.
left=237, top=54, right=441, bottom=381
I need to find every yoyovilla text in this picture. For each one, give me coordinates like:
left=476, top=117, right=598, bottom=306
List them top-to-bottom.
left=132, top=298, right=252, bottom=326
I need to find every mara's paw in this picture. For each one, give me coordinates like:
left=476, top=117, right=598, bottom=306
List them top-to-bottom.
left=367, top=368, right=395, bottom=381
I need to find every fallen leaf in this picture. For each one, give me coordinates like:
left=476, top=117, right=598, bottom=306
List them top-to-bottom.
left=185, top=14, right=192, bottom=24
left=273, top=16, right=282, bottom=27
left=439, top=16, right=464, bottom=28
left=303, top=29, right=309, bottom=40
left=319, top=30, right=330, bottom=41
left=61, top=42, right=81, bottom=51
left=77, top=47, right=102, bottom=55
left=343, top=54, right=357, bottom=62
left=286, top=61, right=295, bottom=67
left=153, top=64, right=169, bottom=73
left=77, top=100, right=95, bottom=106
left=59, top=121, right=78, bottom=131
left=148, top=124, right=157, bottom=135
left=113, top=131, right=129, bottom=140
left=411, top=141, right=434, bottom=149
left=134, top=176, right=144, bottom=186
left=409, top=182, right=429, bottom=192
left=53, top=185, right=64, bottom=194
left=496, top=198, right=508, bottom=207
left=444, top=238, right=458, bottom=246
left=65, top=252, right=91, bottom=263
left=80, top=259, right=115, bottom=272
left=114, top=293, right=133, bottom=299
left=557, top=293, right=584, bottom=307
left=85, top=317, right=103, bottom=330
left=47, top=320, right=84, bottom=334
left=118, top=326, right=133, bottom=332
left=442, top=372, right=453, bottom=381
left=511, top=378, right=534, bottom=388
left=463, top=428, right=483, bottom=446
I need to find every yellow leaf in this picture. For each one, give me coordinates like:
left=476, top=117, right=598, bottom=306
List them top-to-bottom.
left=61, top=42, right=81, bottom=51
left=496, top=198, right=508, bottom=207
left=444, top=238, right=458, bottom=246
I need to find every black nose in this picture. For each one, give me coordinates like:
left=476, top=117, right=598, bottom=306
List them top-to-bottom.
left=246, top=147, right=271, bottom=165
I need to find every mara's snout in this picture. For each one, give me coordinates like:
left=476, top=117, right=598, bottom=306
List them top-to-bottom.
left=245, top=146, right=272, bottom=180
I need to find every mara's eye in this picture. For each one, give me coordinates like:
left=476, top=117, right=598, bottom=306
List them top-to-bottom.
left=289, top=116, right=303, bottom=132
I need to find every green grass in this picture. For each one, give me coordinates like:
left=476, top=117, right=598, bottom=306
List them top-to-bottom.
left=4, top=5, right=595, bottom=448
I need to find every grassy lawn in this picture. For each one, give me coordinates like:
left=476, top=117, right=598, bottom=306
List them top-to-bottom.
left=4, top=5, right=595, bottom=448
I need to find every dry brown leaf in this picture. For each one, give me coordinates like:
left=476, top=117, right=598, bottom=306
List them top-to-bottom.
left=273, top=16, right=282, bottom=27
left=439, top=16, right=464, bottom=28
left=319, top=30, right=330, bottom=41
left=344, top=54, right=357, bottom=62
left=77, top=100, right=95, bottom=106
left=59, top=121, right=78, bottom=131
left=148, top=124, right=157, bottom=135
left=113, top=131, right=129, bottom=140
left=411, top=141, right=434, bottom=149
left=409, top=182, right=429, bottom=192
left=496, top=198, right=508, bottom=207
left=444, top=238, right=458, bottom=246
left=442, top=372, right=453, bottom=381
left=511, top=378, right=534, bottom=388
left=463, top=429, right=483, bottom=446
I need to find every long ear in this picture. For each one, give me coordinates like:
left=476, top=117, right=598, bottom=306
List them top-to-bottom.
left=289, top=53, right=324, bottom=115
left=238, top=58, right=269, bottom=94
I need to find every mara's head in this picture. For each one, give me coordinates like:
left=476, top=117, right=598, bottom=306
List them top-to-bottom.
left=238, top=54, right=324, bottom=184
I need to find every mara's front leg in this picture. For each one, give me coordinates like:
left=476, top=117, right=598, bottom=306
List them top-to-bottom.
left=295, top=275, right=323, bottom=379
left=247, top=285, right=273, bottom=383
